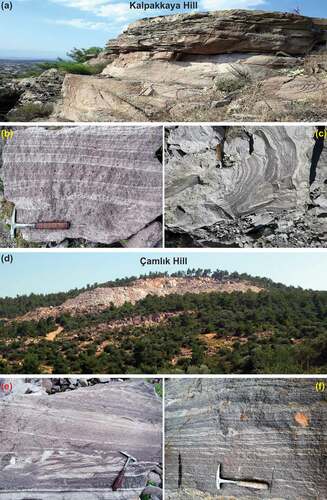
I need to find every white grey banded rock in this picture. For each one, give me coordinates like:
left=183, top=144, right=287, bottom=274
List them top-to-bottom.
left=2, top=126, right=162, bottom=246
left=165, top=126, right=327, bottom=247
left=165, top=378, right=327, bottom=499
left=0, top=379, right=162, bottom=498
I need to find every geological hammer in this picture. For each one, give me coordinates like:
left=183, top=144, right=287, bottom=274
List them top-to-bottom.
left=8, top=207, right=70, bottom=239
left=112, top=451, right=137, bottom=491
left=216, top=464, right=269, bottom=491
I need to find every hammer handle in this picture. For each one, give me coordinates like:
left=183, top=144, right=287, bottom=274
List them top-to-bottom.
left=35, top=221, right=70, bottom=230
left=112, top=468, right=126, bottom=491
left=235, top=480, right=269, bottom=490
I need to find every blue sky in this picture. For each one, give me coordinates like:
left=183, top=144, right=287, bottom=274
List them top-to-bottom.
left=0, top=0, right=326, bottom=58
left=0, top=251, right=326, bottom=297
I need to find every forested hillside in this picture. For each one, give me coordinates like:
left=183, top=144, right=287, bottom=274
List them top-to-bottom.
left=0, top=268, right=285, bottom=319
left=0, top=269, right=326, bottom=375
left=0, top=276, right=138, bottom=318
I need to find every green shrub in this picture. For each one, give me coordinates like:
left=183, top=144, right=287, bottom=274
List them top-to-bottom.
left=67, top=47, right=102, bottom=63
left=19, top=61, right=107, bottom=79
left=38, top=61, right=104, bottom=75
left=214, top=76, right=248, bottom=93
left=7, top=102, right=53, bottom=121
left=154, top=382, right=163, bottom=398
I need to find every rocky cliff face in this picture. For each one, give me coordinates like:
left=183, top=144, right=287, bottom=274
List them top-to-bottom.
left=52, top=10, right=327, bottom=122
left=105, top=10, right=324, bottom=56
left=165, top=125, right=327, bottom=247
left=15, top=277, right=262, bottom=322
left=165, top=378, right=327, bottom=499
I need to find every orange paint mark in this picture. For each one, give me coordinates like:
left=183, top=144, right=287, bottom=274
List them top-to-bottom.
left=294, top=412, right=310, bottom=427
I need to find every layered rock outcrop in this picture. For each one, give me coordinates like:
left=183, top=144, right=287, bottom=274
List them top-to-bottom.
left=53, top=10, right=327, bottom=122
left=105, top=10, right=324, bottom=56
left=165, top=125, right=327, bottom=247
left=2, top=126, right=162, bottom=247
left=165, top=378, right=327, bottom=499
left=0, top=379, right=162, bottom=499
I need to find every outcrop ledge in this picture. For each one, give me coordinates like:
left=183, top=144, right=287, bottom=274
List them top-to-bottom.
left=105, top=10, right=325, bottom=56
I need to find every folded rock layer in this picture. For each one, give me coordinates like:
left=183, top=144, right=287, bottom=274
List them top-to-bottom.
left=165, top=125, right=327, bottom=247
left=3, top=126, right=162, bottom=245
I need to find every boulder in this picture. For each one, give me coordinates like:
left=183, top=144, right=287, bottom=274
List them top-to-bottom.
left=105, top=10, right=325, bottom=56
left=5, top=69, right=64, bottom=120
left=55, top=73, right=189, bottom=121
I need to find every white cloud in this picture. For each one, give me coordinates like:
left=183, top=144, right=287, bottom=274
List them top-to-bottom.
left=48, top=0, right=268, bottom=29
left=50, top=0, right=130, bottom=21
left=50, top=0, right=109, bottom=11
left=201, top=0, right=266, bottom=9
left=96, top=4, right=132, bottom=21
left=48, top=17, right=111, bottom=30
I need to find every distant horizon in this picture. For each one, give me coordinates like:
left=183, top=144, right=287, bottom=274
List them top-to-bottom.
left=0, top=1, right=326, bottom=59
left=0, top=57, right=57, bottom=62
left=0, top=252, right=326, bottom=298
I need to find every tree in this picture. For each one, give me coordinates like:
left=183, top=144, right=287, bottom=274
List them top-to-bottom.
left=67, top=47, right=102, bottom=63
left=22, top=352, right=40, bottom=374
left=53, top=355, right=69, bottom=374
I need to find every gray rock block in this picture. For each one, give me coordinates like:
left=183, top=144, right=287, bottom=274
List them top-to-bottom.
left=165, top=125, right=327, bottom=247
left=3, top=126, right=162, bottom=246
left=165, top=378, right=327, bottom=499
left=0, top=379, right=162, bottom=497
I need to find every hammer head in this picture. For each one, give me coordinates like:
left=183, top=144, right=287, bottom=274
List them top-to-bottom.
left=120, top=451, right=137, bottom=463
left=216, top=464, right=222, bottom=490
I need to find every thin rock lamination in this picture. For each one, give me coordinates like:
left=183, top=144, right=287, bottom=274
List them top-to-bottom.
left=2, top=126, right=162, bottom=245
left=165, top=378, right=327, bottom=499
left=0, top=379, right=162, bottom=499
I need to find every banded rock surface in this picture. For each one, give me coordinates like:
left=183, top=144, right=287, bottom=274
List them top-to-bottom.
left=165, top=125, right=327, bottom=247
left=2, top=126, right=162, bottom=246
left=165, top=378, right=327, bottom=499
left=0, top=379, right=162, bottom=499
